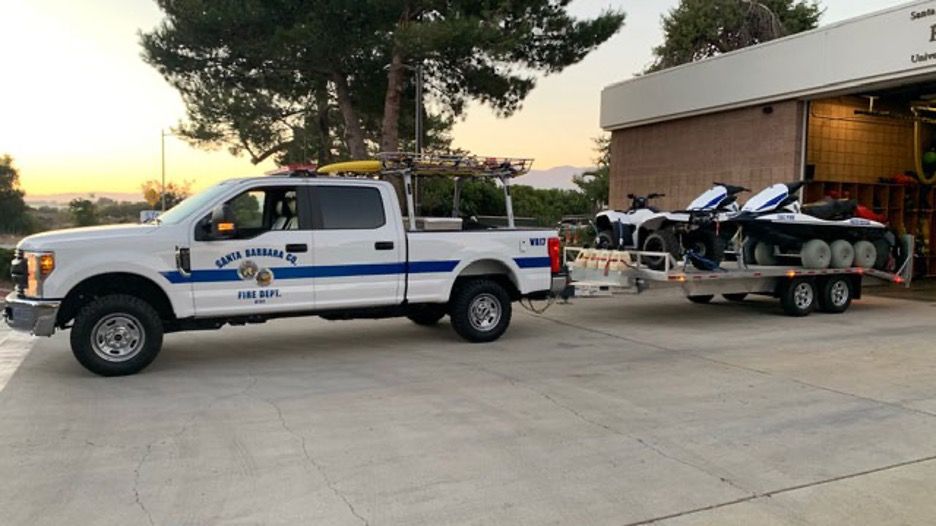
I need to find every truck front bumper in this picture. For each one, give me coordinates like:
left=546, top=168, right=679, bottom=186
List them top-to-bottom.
left=3, top=292, right=60, bottom=337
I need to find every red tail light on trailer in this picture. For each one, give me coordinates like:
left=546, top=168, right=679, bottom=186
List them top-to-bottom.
left=548, top=237, right=561, bottom=274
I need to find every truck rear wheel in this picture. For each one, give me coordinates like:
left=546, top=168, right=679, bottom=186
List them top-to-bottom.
left=450, top=280, right=512, bottom=343
left=70, top=294, right=164, bottom=376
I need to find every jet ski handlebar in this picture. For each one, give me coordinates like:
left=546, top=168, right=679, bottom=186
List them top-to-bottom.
left=713, top=182, right=751, bottom=194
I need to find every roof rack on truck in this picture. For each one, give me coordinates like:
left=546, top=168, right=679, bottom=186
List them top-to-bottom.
left=317, top=152, right=534, bottom=231
left=564, top=239, right=913, bottom=317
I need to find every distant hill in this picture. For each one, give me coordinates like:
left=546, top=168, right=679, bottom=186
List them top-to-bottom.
left=519, top=166, right=593, bottom=190
left=25, top=192, right=144, bottom=208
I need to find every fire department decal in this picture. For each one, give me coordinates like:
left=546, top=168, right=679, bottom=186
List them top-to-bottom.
left=214, top=247, right=293, bottom=303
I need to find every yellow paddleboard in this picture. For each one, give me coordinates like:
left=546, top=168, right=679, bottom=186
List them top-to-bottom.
left=317, top=159, right=381, bottom=174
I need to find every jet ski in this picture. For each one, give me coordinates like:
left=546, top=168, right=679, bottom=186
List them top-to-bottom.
left=732, top=182, right=897, bottom=270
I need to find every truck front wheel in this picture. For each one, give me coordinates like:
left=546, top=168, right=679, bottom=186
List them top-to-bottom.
left=450, top=280, right=512, bottom=343
left=70, top=294, right=164, bottom=376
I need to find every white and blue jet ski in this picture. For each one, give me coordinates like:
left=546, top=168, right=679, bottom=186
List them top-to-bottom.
left=733, top=182, right=897, bottom=270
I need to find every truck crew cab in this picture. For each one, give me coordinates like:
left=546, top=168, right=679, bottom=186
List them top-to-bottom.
left=4, top=153, right=563, bottom=376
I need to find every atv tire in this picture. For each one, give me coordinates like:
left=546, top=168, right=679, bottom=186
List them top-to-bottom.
left=642, top=229, right=680, bottom=271
left=597, top=230, right=616, bottom=249
left=683, top=230, right=725, bottom=270
left=800, top=239, right=831, bottom=269
left=829, top=239, right=855, bottom=269
left=853, top=241, right=877, bottom=269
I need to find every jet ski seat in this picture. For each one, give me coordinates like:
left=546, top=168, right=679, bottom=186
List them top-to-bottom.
left=802, top=198, right=858, bottom=221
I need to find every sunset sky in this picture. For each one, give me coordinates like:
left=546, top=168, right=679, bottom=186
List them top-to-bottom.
left=2, top=0, right=906, bottom=198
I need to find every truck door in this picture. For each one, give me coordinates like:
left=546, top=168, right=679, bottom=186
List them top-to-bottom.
left=310, top=183, right=405, bottom=308
left=188, top=184, right=316, bottom=317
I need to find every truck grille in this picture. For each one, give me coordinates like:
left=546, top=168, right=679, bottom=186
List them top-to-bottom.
left=10, top=249, right=26, bottom=292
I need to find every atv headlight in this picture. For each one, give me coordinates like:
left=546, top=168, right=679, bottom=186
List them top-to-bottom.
left=25, top=251, right=55, bottom=298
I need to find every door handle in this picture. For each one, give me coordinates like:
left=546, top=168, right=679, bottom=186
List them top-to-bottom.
left=374, top=241, right=394, bottom=250
left=286, top=243, right=308, bottom=253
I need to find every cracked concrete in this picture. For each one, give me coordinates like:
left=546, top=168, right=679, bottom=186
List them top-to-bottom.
left=2, top=290, right=936, bottom=524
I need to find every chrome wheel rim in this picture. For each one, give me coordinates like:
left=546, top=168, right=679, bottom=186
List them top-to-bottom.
left=830, top=281, right=849, bottom=307
left=793, top=283, right=814, bottom=310
left=468, top=293, right=501, bottom=332
left=91, top=314, right=145, bottom=362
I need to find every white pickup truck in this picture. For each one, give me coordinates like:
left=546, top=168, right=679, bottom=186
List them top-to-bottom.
left=4, top=154, right=562, bottom=376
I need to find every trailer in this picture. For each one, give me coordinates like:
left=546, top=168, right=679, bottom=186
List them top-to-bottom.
left=564, top=241, right=913, bottom=317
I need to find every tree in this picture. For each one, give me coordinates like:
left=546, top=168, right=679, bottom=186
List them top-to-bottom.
left=648, top=0, right=822, bottom=72
left=141, top=1, right=626, bottom=165
left=573, top=136, right=611, bottom=213
left=0, top=155, right=32, bottom=234
left=141, top=180, right=192, bottom=210
left=68, top=198, right=99, bottom=227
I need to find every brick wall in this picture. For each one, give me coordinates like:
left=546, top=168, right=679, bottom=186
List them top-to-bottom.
left=806, top=97, right=916, bottom=183
left=609, top=101, right=804, bottom=211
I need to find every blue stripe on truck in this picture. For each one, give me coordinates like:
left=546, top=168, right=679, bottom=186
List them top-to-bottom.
left=161, top=257, right=548, bottom=284
left=514, top=257, right=552, bottom=268
left=162, top=260, right=460, bottom=284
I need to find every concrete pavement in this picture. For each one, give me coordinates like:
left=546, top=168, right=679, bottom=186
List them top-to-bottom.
left=1, top=290, right=935, bottom=525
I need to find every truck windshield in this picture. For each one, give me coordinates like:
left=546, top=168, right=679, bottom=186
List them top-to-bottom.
left=155, top=182, right=235, bottom=225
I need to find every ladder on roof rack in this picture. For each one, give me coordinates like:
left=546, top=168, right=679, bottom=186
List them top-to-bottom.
left=376, top=152, right=533, bottom=178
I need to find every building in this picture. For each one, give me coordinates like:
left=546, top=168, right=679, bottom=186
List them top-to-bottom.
left=601, top=0, right=936, bottom=275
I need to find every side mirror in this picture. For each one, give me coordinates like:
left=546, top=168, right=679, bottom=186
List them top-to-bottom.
left=210, top=204, right=237, bottom=240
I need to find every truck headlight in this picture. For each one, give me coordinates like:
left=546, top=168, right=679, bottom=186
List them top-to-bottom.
left=25, top=251, right=55, bottom=297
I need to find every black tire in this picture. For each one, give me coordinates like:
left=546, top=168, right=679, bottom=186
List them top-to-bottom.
left=642, top=229, right=680, bottom=270
left=596, top=230, right=616, bottom=249
left=683, top=230, right=725, bottom=270
left=741, top=238, right=758, bottom=266
left=872, top=238, right=892, bottom=270
left=817, top=277, right=853, bottom=314
left=779, top=278, right=817, bottom=317
left=449, top=280, right=512, bottom=343
left=723, top=293, right=748, bottom=302
left=70, top=294, right=164, bottom=376
left=687, top=295, right=715, bottom=304
left=407, top=305, right=447, bottom=326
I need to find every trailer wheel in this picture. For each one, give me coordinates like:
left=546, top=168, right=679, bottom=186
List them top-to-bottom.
left=643, top=229, right=680, bottom=270
left=872, top=238, right=893, bottom=270
left=801, top=239, right=831, bottom=269
left=829, top=240, right=855, bottom=269
left=853, top=241, right=877, bottom=269
left=754, top=242, right=778, bottom=266
left=817, top=277, right=852, bottom=314
left=780, top=278, right=817, bottom=317
left=450, top=280, right=512, bottom=343
left=723, top=293, right=748, bottom=302
left=70, top=294, right=164, bottom=376
left=687, top=295, right=714, bottom=304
